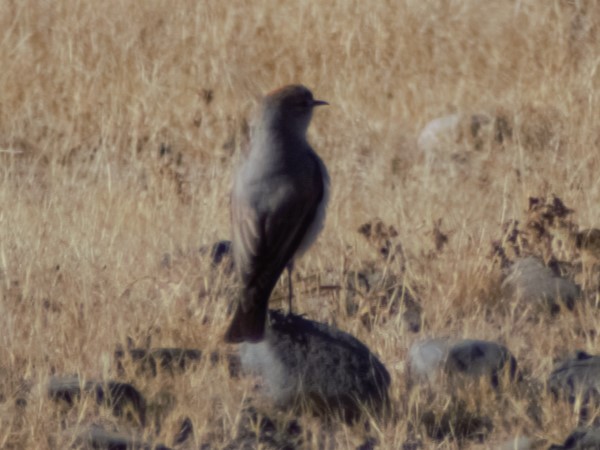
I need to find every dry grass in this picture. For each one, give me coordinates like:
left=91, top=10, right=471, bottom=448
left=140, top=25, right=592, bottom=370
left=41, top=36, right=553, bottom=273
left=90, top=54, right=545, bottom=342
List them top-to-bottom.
left=1, top=0, right=600, bottom=448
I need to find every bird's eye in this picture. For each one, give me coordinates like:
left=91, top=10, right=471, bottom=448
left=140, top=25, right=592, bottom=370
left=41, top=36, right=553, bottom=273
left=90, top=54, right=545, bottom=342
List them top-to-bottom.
left=298, top=97, right=312, bottom=108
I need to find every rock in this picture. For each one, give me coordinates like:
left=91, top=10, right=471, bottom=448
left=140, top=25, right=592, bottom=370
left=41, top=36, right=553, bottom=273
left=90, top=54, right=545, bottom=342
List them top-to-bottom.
left=417, top=112, right=508, bottom=175
left=418, top=114, right=462, bottom=155
left=501, top=256, right=580, bottom=313
left=239, top=310, right=391, bottom=423
left=408, top=338, right=451, bottom=383
left=409, top=338, right=517, bottom=387
left=446, top=339, right=517, bottom=387
left=114, top=347, right=202, bottom=376
left=548, top=351, right=600, bottom=405
left=48, top=376, right=146, bottom=426
left=74, top=425, right=170, bottom=450
left=549, top=427, right=600, bottom=449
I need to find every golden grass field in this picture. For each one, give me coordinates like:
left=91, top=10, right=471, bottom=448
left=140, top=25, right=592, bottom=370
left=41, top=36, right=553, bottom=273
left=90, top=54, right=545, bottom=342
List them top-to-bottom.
left=1, top=0, right=600, bottom=448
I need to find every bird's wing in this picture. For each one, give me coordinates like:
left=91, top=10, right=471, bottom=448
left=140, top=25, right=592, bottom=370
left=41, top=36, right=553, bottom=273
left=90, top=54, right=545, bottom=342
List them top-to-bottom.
left=232, top=164, right=324, bottom=310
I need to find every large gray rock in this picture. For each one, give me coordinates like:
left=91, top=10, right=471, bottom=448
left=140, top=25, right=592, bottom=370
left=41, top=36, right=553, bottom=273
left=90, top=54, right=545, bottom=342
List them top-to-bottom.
left=501, top=256, right=580, bottom=313
left=239, top=310, right=390, bottom=423
left=409, top=338, right=517, bottom=387
left=446, top=339, right=517, bottom=386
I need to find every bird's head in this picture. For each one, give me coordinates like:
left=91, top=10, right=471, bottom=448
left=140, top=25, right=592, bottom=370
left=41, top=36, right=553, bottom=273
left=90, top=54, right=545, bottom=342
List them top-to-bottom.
left=260, top=85, right=328, bottom=137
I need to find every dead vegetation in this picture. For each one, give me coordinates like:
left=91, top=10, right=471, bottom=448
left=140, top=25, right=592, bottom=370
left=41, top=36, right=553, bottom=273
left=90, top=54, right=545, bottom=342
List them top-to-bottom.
left=1, top=0, right=600, bottom=448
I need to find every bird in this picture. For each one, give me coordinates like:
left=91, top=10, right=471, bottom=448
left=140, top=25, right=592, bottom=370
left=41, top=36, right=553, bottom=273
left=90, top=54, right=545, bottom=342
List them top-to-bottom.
left=224, top=85, right=330, bottom=343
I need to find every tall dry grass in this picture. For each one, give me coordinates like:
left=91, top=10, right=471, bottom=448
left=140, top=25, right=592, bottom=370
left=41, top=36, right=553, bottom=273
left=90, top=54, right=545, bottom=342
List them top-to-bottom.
left=1, top=0, right=599, bottom=448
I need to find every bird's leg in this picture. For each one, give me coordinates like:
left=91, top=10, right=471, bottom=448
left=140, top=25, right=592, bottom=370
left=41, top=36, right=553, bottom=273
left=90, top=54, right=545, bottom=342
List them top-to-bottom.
left=287, top=261, right=294, bottom=314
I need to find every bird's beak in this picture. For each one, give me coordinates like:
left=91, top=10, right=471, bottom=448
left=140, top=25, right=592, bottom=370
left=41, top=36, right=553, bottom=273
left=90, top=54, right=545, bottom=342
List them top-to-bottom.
left=312, top=99, right=329, bottom=107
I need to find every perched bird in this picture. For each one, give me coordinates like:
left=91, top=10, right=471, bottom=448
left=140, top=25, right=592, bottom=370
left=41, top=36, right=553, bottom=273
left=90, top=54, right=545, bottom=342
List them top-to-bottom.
left=224, top=85, right=330, bottom=343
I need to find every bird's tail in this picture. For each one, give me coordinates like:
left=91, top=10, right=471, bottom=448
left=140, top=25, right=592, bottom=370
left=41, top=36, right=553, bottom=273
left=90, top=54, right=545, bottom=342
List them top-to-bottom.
left=223, top=294, right=269, bottom=343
